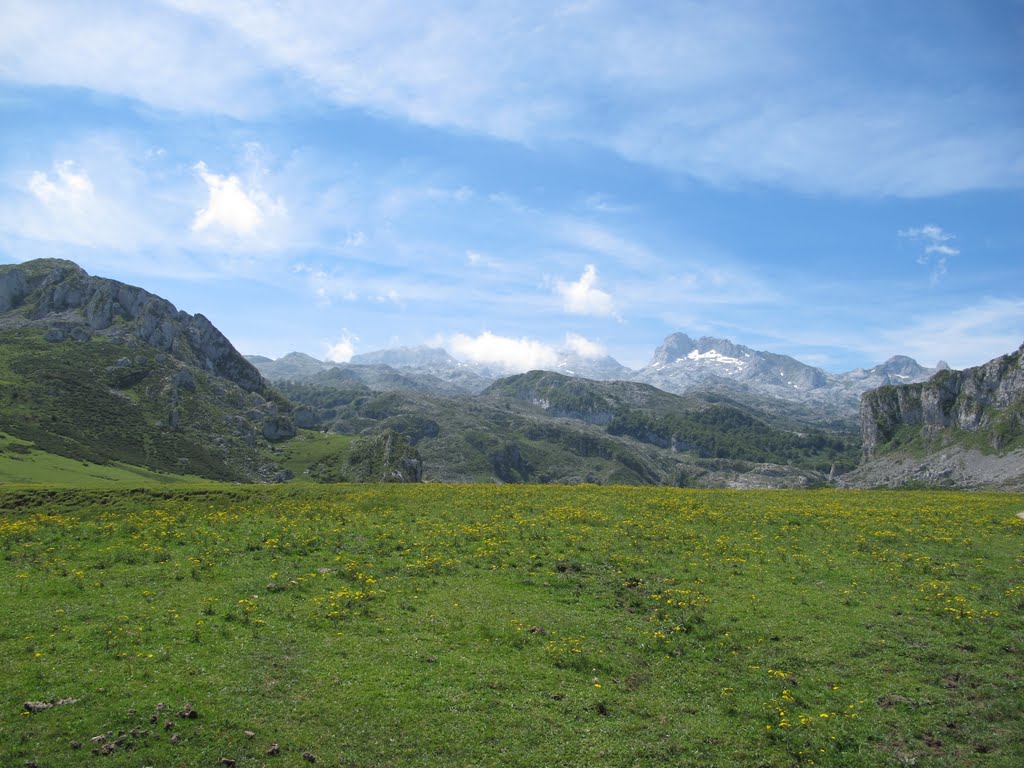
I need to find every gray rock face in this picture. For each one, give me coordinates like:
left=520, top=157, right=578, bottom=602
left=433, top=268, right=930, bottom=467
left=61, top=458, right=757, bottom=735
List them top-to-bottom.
left=0, top=259, right=264, bottom=394
left=0, top=268, right=28, bottom=312
left=253, top=332, right=943, bottom=427
left=860, top=342, right=1024, bottom=458
left=293, top=406, right=319, bottom=429
left=262, top=415, right=296, bottom=441
left=347, top=430, right=423, bottom=482
left=837, top=447, right=1024, bottom=491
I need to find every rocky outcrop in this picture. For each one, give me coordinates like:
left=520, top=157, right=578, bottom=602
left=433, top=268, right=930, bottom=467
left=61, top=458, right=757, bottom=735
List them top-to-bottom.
left=0, top=259, right=265, bottom=394
left=0, top=267, right=29, bottom=312
left=860, top=343, right=1024, bottom=458
left=262, top=414, right=297, bottom=441
left=346, top=430, right=423, bottom=482
left=490, top=442, right=533, bottom=483
left=837, top=446, right=1024, bottom=491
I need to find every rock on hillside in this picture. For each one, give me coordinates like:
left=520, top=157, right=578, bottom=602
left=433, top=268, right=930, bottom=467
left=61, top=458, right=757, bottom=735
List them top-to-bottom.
left=0, top=258, right=295, bottom=481
left=0, top=259, right=264, bottom=394
left=640, top=333, right=828, bottom=390
left=840, top=342, right=1024, bottom=490
left=860, top=342, right=1024, bottom=457
left=346, top=430, right=423, bottom=482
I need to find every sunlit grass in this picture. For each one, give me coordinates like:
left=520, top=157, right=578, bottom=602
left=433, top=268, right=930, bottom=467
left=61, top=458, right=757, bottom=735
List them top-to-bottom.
left=2, top=485, right=1022, bottom=766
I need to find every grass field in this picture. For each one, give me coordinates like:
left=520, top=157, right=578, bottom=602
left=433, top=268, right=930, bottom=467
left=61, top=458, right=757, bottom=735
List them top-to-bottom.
left=274, top=431, right=356, bottom=483
left=0, top=432, right=214, bottom=486
left=2, top=485, right=1022, bottom=767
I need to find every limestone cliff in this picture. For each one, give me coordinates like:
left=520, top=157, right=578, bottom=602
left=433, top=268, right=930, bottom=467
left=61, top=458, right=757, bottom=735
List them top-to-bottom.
left=0, top=258, right=295, bottom=481
left=0, top=259, right=264, bottom=394
left=843, top=342, right=1024, bottom=490
left=860, top=342, right=1024, bottom=458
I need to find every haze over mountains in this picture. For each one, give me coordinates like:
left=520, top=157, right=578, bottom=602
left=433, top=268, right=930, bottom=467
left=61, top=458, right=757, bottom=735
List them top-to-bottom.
left=249, top=334, right=948, bottom=429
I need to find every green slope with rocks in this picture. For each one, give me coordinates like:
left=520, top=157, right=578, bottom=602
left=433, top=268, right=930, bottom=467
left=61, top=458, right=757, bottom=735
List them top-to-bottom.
left=0, top=259, right=296, bottom=482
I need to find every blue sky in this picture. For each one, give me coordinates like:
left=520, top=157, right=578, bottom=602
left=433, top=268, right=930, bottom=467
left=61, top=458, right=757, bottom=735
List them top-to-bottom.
left=1, top=0, right=1022, bottom=372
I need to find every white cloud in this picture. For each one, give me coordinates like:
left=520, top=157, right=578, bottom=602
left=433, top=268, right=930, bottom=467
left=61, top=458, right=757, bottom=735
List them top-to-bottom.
left=0, top=0, right=268, bottom=116
left=3, top=2, right=1019, bottom=197
left=1, top=138, right=301, bottom=274
left=5, top=151, right=160, bottom=254
left=27, top=161, right=94, bottom=206
left=192, top=161, right=274, bottom=236
left=582, top=194, right=631, bottom=214
left=558, top=220, right=653, bottom=267
left=899, top=224, right=960, bottom=282
left=900, top=225, right=954, bottom=242
left=344, top=231, right=367, bottom=247
left=555, top=264, right=617, bottom=317
left=305, top=268, right=358, bottom=302
left=874, top=297, right=1024, bottom=369
left=325, top=330, right=358, bottom=362
left=447, top=331, right=559, bottom=373
left=563, top=332, right=606, bottom=359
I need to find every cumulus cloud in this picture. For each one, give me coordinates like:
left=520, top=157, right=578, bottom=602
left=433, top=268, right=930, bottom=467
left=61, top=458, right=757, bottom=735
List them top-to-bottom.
left=192, top=161, right=273, bottom=236
left=899, top=224, right=959, bottom=282
left=555, top=264, right=617, bottom=317
left=325, top=330, right=358, bottom=362
left=442, top=331, right=610, bottom=372
left=447, top=331, right=559, bottom=373
left=563, top=332, right=606, bottom=359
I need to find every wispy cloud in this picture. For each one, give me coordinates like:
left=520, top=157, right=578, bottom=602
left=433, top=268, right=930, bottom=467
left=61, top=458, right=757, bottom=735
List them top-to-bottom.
left=0, top=0, right=270, bottom=116
left=4, top=2, right=1019, bottom=197
left=4, top=150, right=158, bottom=255
left=27, top=161, right=94, bottom=207
left=899, top=224, right=960, bottom=282
left=873, top=297, right=1024, bottom=369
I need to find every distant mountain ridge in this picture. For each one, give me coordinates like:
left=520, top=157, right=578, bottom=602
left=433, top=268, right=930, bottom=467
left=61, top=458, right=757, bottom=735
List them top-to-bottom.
left=251, top=334, right=945, bottom=426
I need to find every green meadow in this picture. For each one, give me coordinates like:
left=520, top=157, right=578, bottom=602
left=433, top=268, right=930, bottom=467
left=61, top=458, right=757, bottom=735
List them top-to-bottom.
left=0, top=432, right=213, bottom=487
left=2, top=485, right=1022, bottom=767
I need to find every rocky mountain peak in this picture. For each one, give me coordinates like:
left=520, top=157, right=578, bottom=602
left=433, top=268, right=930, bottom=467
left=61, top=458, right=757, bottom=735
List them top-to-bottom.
left=0, top=258, right=265, bottom=394
left=649, top=333, right=697, bottom=367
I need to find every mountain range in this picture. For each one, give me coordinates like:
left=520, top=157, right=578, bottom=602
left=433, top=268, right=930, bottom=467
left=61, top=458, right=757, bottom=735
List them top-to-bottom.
left=2, top=258, right=1020, bottom=490
left=249, top=334, right=947, bottom=430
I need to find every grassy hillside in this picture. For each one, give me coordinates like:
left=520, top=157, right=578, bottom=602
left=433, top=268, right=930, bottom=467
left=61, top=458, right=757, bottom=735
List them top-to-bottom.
left=0, top=327, right=282, bottom=482
left=278, top=372, right=860, bottom=487
left=274, top=430, right=356, bottom=483
left=0, top=432, right=214, bottom=486
left=2, top=485, right=1022, bottom=767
